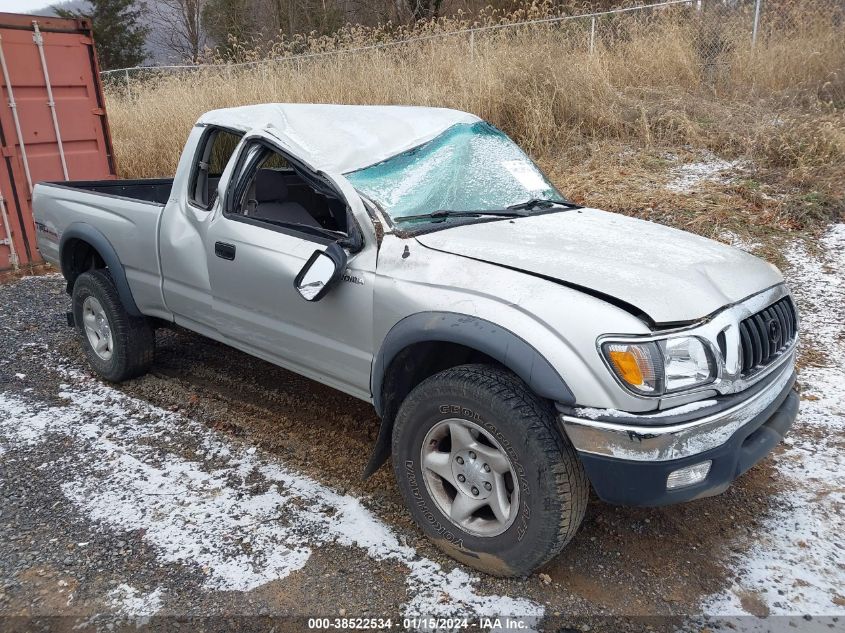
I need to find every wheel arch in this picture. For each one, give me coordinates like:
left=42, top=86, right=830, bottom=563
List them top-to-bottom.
left=60, top=223, right=142, bottom=317
left=363, top=312, right=575, bottom=478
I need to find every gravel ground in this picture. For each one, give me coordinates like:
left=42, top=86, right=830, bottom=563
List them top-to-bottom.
left=0, top=228, right=843, bottom=633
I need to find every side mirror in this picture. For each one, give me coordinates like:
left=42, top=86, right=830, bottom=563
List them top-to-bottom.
left=294, top=242, right=348, bottom=302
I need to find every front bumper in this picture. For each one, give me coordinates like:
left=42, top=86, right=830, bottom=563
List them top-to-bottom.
left=560, top=363, right=798, bottom=506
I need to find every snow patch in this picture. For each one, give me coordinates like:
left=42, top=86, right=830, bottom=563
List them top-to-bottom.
left=666, top=155, right=741, bottom=193
left=700, top=224, right=845, bottom=619
left=719, top=231, right=762, bottom=254
left=0, top=365, right=543, bottom=623
left=0, top=395, right=89, bottom=446
left=574, top=398, right=718, bottom=421
left=572, top=406, right=627, bottom=420
left=407, top=565, right=541, bottom=623
left=107, top=584, right=163, bottom=617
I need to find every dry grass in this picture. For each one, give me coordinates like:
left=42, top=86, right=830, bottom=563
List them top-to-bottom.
left=105, top=0, right=845, bottom=241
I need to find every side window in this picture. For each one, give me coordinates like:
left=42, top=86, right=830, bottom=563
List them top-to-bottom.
left=189, top=127, right=243, bottom=209
left=228, top=143, right=349, bottom=238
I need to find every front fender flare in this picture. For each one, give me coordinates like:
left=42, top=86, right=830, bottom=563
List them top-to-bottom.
left=60, top=223, right=142, bottom=316
left=363, top=312, right=575, bottom=478
left=372, top=312, right=575, bottom=416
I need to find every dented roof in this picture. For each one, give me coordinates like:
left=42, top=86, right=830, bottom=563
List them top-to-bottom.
left=197, top=103, right=480, bottom=175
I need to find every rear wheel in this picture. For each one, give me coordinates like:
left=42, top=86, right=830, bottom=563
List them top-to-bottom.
left=72, top=270, right=154, bottom=382
left=391, top=364, right=588, bottom=577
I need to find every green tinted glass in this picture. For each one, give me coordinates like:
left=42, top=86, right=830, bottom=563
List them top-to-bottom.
left=345, top=122, right=563, bottom=222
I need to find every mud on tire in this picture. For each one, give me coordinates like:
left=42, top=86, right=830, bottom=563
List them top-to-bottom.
left=71, top=270, right=155, bottom=382
left=391, top=364, right=589, bottom=577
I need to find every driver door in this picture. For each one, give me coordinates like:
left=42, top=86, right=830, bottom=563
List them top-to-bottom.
left=205, top=138, right=376, bottom=400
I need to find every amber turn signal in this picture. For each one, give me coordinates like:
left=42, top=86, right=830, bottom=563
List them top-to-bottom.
left=602, top=342, right=661, bottom=394
left=608, top=349, right=645, bottom=386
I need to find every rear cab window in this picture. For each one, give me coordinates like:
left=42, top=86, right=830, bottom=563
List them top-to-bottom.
left=189, top=127, right=244, bottom=210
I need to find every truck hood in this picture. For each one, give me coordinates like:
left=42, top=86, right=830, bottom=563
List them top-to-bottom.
left=414, top=208, right=783, bottom=324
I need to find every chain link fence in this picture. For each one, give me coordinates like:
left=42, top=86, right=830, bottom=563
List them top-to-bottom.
left=100, top=0, right=839, bottom=94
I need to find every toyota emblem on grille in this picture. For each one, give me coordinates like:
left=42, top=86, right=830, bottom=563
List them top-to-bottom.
left=767, top=318, right=782, bottom=345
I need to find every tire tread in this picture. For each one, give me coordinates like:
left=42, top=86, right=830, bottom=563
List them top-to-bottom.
left=392, top=363, right=589, bottom=576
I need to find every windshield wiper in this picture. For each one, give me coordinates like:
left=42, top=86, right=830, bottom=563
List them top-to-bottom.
left=506, top=198, right=577, bottom=211
left=395, top=209, right=528, bottom=223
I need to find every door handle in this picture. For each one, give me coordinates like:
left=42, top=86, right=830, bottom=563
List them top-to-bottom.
left=214, top=242, right=236, bottom=260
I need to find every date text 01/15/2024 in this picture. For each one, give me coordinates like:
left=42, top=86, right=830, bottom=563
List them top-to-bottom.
left=306, top=617, right=534, bottom=630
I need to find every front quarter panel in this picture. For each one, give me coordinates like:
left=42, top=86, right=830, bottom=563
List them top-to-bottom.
left=373, top=234, right=658, bottom=412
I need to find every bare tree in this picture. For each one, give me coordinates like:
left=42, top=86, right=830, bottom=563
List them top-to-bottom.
left=150, top=0, right=206, bottom=62
left=263, top=0, right=344, bottom=39
left=403, top=0, right=444, bottom=21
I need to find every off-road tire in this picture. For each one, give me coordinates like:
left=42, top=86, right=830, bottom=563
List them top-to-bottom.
left=71, top=270, right=155, bottom=382
left=391, top=364, right=589, bottom=577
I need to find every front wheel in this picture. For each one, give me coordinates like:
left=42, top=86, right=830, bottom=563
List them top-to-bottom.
left=391, top=364, right=588, bottom=577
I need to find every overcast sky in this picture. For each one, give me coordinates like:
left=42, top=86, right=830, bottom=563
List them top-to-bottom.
left=0, top=0, right=51, bottom=13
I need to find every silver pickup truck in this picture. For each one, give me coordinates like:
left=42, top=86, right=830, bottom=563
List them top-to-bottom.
left=33, top=104, right=799, bottom=577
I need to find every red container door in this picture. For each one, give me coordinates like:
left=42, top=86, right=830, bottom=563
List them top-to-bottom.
left=0, top=13, right=116, bottom=270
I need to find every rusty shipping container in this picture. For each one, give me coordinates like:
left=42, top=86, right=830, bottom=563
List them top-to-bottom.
left=0, top=12, right=115, bottom=271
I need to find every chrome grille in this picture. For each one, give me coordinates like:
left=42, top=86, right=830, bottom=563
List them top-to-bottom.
left=738, top=296, right=797, bottom=377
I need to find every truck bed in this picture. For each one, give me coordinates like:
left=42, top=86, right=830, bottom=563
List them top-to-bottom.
left=32, top=178, right=172, bottom=319
left=51, top=178, right=174, bottom=206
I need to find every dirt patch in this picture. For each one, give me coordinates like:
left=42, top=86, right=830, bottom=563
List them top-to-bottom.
left=0, top=263, right=54, bottom=286
left=737, top=589, right=770, bottom=617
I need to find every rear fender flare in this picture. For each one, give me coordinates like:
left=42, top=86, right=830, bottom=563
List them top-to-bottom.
left=60, top=223, right=142, bottom=316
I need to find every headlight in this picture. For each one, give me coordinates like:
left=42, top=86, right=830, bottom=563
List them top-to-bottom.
left=601, top=336, right=715, bottom=396
left=661, top=336, right=713, bottom=392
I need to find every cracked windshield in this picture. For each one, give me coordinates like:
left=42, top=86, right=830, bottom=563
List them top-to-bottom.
left=345, top=121, right=565, bottom=222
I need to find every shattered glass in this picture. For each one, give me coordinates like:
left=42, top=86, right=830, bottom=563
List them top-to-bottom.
left=345, top=122, right=564, bottom=222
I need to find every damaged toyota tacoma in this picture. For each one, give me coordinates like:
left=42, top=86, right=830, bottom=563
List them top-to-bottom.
left=32, top=104, right=799, bottom=576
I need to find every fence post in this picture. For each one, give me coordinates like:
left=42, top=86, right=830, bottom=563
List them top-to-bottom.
left=751, top=0, right=762, bottom=47
left=589, top=16, right=596, bottom=54
left=469, top=30, right=475, bottom=61
left=125, top=69, right=131, bottom=99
